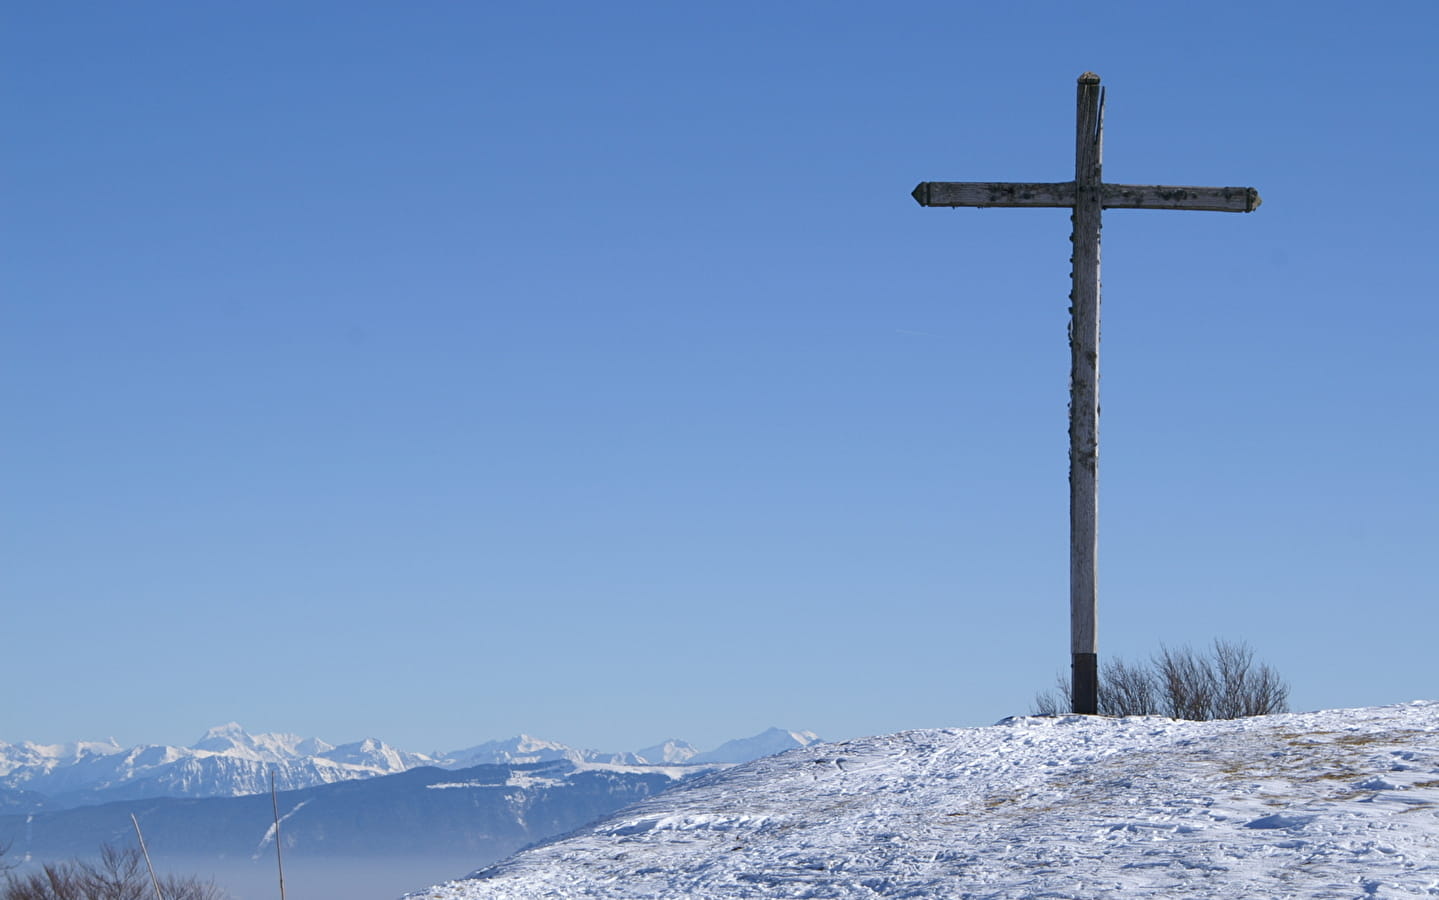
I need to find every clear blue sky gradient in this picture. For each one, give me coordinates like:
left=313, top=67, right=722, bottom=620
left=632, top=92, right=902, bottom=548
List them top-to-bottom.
left=3, top=2, right=1435, bottom=754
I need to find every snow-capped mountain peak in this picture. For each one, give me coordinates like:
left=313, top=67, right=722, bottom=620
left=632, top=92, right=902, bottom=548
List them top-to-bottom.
left=193, top=722, right=245, bottom=742
left=191, top=723, right=334, bottom=761
left=2, top=724, right=820, bottom=811
left=1, top=725, right=418, bottom=808
left=689, top=726, right=822, bottom=764
left=443, top=735, right=599, bottom=769
left=0, top=738, right=124, bottom=777
left=319, top=738, right=434, bottom=771
left=634, top=739, right=699, bottom=764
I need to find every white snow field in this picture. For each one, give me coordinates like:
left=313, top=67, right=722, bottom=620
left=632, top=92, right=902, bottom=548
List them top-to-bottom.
left=408, top=701, right=1439, bottom=899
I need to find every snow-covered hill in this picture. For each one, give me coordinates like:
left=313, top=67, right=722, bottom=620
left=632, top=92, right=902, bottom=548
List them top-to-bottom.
left=410, top=702, right=1439, bottom=899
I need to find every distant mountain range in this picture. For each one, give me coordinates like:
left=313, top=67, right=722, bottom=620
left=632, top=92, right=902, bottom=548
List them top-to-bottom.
left=0, top=724, right=821, bottom=814
left=0, top=724, right=823, bottom=881
left=0, top=759, right=704, bottom=863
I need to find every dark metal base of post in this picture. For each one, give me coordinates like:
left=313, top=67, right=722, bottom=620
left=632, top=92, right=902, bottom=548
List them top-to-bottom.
left=1072, top=652, right=1098, bottom=715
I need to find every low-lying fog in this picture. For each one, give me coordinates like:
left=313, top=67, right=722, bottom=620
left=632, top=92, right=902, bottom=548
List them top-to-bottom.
left=194, top=856, right=480, bottom=900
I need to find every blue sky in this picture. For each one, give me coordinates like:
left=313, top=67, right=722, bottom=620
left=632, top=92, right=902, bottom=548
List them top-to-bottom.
left=3, top=2, right=1435, bottom=755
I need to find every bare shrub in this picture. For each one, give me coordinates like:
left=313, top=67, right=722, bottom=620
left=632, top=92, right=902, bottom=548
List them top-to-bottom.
left=1032, top=639, right=1289, bottom=720
left=1210, top=639, right=1290, bottom=719
left=1155, top=644, right=1214, bottom=720
left=1033, top=655, right=1161, bottom=717
left=1103, top=656, right=1160, bottom=716
left=1031, top=682, right=1068, bottom=717
left=2, top=846, right=224, bottom=900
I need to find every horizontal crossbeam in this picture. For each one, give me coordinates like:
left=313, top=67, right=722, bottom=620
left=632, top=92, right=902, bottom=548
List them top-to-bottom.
left=911, top=181, right=1261, bottom=213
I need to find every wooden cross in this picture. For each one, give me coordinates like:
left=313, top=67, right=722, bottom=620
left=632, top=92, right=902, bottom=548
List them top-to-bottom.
left=912, top=73, right=1260, bottom=715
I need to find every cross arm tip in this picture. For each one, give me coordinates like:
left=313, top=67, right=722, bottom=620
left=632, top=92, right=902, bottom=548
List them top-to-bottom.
left=911, top=183, right=930, bottom=206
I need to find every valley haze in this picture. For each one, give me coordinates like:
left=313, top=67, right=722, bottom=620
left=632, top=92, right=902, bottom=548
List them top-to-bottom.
left=9, top=708, right=1439, bottom=899
left=0, top=723, right=821, bottom=900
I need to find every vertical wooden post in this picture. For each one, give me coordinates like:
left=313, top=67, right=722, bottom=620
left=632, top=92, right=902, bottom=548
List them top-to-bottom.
left=1069, top=73, right=1103, bottom=715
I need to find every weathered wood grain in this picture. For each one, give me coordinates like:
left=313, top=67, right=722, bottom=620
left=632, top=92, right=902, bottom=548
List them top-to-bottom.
left=1069, top=73, right=1103, bottom=717
left=911, top=182, right=1261, bottom=213
left=911, top=182, right=1076, bottom=208
left=1100, top=184, right=1261, bottom=212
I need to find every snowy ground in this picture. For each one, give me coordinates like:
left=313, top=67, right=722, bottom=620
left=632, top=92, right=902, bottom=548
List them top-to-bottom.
left=406, top=701, right=1439, bottom=899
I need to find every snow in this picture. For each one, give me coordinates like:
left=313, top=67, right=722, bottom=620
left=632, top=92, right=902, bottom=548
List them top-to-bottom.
left=408, top=702, right=1439, bottom=899
left=193, top=723, right=335, bottom=761
left=0, top=725, right=815, bottom=807
left=690, top=727, right=822, bottom=764
left=443, top=735, right=594, bottom=768
left=0, top=739, right=125, bottom=776
left=634, top=740, right=700, bottom=765
left=422, top=762, right=727, bottom=792
left=569, top=762, right=728, bottom=781
left=251, top=798, right=312, bottom=858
